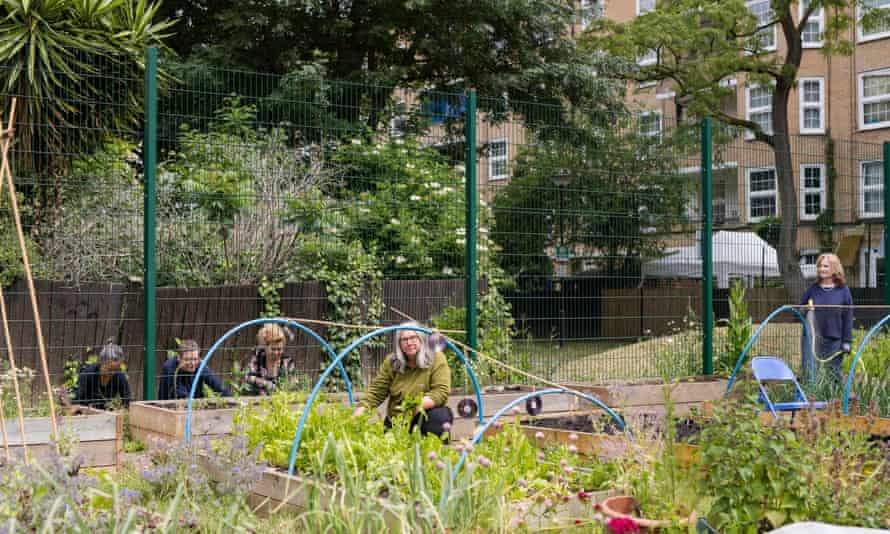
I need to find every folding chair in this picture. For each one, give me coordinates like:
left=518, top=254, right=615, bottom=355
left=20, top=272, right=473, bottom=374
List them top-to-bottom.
left=751, top=356, right=827, bottom=420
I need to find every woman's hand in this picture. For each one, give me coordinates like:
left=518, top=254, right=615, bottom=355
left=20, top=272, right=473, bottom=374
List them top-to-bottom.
left=418, top=396, right=436, bottom=413
left=352, top=405, right=367, bottom=418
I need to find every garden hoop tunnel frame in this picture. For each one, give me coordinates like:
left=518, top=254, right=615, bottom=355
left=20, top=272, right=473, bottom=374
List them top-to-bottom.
left=724, top=305, right=812, bottom=395
left=843, top=312, right=890, bottom=414
left=184, top=318, right=350, bottom=442
left=286, top=324, right=484, bottom=475
left=449, top=388, right=626, bottom=482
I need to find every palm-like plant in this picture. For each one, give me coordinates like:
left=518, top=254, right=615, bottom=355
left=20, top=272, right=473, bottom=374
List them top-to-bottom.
left=0, top=0, right=174, bottom=166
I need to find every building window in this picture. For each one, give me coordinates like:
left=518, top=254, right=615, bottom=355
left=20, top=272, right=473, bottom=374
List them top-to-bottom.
left=579, top=0, right=603, bottom=28
left=637, top=0, right=655, bottom=15
left=747, top=0, right=776, bottom=51
left=800, top=0, right=824, bottom=47
left=859, top=0, right=890, bottom=42
left=637, top=48, right=657, bottom=66
left=859, top=69, right=890, bottom=130
left=799, top=77, right=825, bottom=134
left=746, top=85, right=773, bottom=137
left=637, top=111, right=662, bottom=137
left=488, top=139, right=509, bottom=181
left=860, top=160, right=884, bottom=218
left=800, top=164, right=826, bottom=220
left=747, top=167, right=777, bottom=221
left=800, top=249, right=820, bottom=279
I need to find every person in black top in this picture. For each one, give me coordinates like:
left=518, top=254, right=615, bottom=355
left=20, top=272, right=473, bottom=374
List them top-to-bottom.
left=157, top=339, right=231, bottom=400
left=73, top=341, right=131, bottom=409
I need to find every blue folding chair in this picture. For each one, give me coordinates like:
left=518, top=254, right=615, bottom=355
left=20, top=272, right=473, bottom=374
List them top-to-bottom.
left=751, top=356, right=827, bottom=420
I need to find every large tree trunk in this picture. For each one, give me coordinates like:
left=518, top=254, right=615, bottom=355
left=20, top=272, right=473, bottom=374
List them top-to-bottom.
left=773, top=84, right=807, bottom=300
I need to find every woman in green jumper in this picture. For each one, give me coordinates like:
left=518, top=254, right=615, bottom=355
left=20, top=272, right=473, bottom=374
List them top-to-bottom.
left=352, top=323, right=453, bottom=437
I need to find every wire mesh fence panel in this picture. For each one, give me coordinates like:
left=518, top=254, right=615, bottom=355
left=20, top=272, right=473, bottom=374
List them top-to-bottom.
left=0, top=50, right=147, bottom=406
left=155, top=68, right=472, bottom=390
left=481, top=102, right=704, bottom=383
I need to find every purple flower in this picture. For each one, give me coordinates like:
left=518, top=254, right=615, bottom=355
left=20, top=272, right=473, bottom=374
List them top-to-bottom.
left=441, top=422, right=451, bottom=432
left=535, top=431, right=545, bottom=440
left=568, top=433, right=578, bottom=441
left=568, top=444, right=578, bottom=454
left=427, top=451, right=437, bottom=461
left=537, top=451, right=546, bottom=461
left=477, top=455, right=491, bottom=468
left=435, top=461, right=446, bottom=471
left=517, top=478, right=527, bottom=488
left=121, top=488, right=140, bottom=501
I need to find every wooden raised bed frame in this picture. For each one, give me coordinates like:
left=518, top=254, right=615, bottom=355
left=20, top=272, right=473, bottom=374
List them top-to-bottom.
left=563, top=376, right=727, bottom=417
left=129, top=397, right=277, bottom=443
left=3, top=406, right=122, bottom=469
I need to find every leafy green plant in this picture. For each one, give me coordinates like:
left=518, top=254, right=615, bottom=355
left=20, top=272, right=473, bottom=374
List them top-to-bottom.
left=719, top=279, right=753, bottom=375
left=698, top=399, right=890, bottom=531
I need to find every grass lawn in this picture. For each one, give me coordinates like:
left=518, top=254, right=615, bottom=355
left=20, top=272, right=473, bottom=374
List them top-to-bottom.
left=508, top=322, right=804, bottom=384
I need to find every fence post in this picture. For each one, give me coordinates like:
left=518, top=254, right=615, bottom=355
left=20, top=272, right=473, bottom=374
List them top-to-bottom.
left=143, top=47, right=158, bottom=399
left=464, top=90, right=478, bottom=353
left=701, top=118, right=713, bottom=375
left=884, top=141, right=890, bottom=304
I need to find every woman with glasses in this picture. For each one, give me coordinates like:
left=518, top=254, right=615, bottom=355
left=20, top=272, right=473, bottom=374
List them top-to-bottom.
left=352, top=322, right=453, bottom=437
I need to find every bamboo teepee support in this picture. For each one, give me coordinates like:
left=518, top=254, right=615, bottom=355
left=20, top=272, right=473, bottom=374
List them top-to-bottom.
left=0, top=97, right=57, bottom=454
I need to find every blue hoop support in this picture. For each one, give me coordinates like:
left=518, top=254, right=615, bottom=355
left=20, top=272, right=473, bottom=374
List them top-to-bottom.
left=725, top=305, right=812, bottom=395
left=844, top=313, right=890, bottom=415
left=184, top=318, right=348, bottom=443
left=286, top=325, right=484, bottom=475
left=450, top=388, right=626, bottom=482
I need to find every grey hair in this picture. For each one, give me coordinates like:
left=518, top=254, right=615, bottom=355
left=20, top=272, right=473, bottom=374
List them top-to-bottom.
left=389, top=322, right=433, bottom=373
left=99, top=340, right=124, bottom=363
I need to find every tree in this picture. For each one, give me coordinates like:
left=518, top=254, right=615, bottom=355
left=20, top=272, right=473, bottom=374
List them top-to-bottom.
left=1, top=0, right=174, bottom=153
left=158, top=0, right=605, bottom=115
left=584, top=0, right=890, bottom=297
left=492, top=110, right=695, bottom=291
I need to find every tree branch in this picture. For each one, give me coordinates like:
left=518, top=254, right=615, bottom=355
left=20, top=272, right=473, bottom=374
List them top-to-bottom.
left=708, top=109, right=775, bottom=147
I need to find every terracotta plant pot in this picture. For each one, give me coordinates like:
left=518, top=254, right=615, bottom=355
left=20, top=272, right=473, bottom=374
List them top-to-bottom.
left=601, top=495, right=696, bottom=530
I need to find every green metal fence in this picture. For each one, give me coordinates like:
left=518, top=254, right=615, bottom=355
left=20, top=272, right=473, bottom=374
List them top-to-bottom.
left=3, top=47, right=890, bottom=404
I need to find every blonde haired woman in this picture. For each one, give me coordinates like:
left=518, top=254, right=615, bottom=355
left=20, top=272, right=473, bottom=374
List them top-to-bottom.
left=800, top=253, right=853, bottom=383
left=243, top=324, right=296, bottom=395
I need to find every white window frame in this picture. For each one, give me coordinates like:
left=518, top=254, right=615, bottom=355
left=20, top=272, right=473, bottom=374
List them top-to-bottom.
left=636, top=0, right=655, bottom=15
left=747, top=0, right=777, bottom=52
left=799, top=0, right=824, bottom=48
left=858, top=0, right=890, bottom=43
left=637, top=48, right=657, bottom=66
left=859, top=68, right=890, bottom=130
left=799, top=77, right=825, bottom=134
left=745, top=84, right=773, bottom=139
left=636, top=110, right=662, bottom=138
left=488, top=138, right=509, bottom=182
left=860, top=160, right=884, bottom=218
left=799, top=164, right=826, bottom=221
left=746, top=167, right=778, bottom=222
left=799, top=248, right=820, bottom=280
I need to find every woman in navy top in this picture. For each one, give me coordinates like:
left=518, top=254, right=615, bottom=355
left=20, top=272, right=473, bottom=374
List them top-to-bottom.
left=799, top=253, right=853, bottom=383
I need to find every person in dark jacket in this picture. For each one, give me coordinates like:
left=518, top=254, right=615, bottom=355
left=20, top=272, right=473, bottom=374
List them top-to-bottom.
left=800, top=253, right=854, bottom=384
left=158, top=339, right=231, bottom=400
left=73, top=341, right=131, bottom=409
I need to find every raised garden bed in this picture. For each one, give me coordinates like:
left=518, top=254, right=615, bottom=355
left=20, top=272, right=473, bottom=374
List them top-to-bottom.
left=563, top=376, right=727, bottom=416
left=445, top=385, right=576, bottom=439
left=129, top=398, right=251, bottom=443
left=3, top=406, right=122, bottom=469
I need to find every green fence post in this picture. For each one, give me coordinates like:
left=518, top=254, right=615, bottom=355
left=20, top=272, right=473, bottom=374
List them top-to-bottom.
left=143, top=47, right=158, bottom=399
left=465, top=90, right=478, bottom=354
left=701, top=118, right=713, bottom=375
left=884, top=142, right=890, bottom=304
